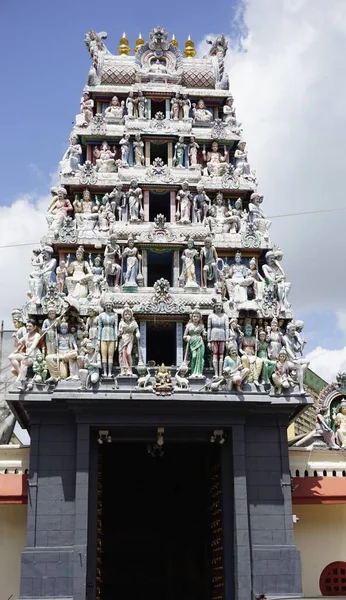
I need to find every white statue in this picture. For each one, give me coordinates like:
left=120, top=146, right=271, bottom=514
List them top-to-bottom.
left=76, top=90, right=94, bottom=127
left=126, top=90, right=135, bottom=118
left=136, top=91, right=147, bottom=119
left=170, top=92, right=181, bottom=120
left=182, top=94, right=191, bottom=120
left=105, top=95, right=125, bottom=120
left=223, top=96, right=241, bottom=133
left=192, top=99, right=212, bottom=122
left=119, top=134, right=130, bottom=165
left=133, top=134, right=145, bottom=166
left=59, top=135, right=82, bottom=176
left=188, top=136, right=199, bottom=167
left=93, top=141, right=116, bottom=173
left=234, top=141, right=251, bottom=175
left=202, top=142, right=228, bottom=177
left=126, top=180, right=143, bottom=222
left=175, top=181, right=191, bottom=224
left=193, top=183, right=210, bottom=223
left=105, top=184, right=126, bottom=221
left=47, top=187, right=73, bottom=237
left=73, top=189, right=98, bottom=231
left=206, top=192, right=240, bottom=235
left=248, top=193, right=271, bottom=240
left=104, top=234, right=121, bottom=288
left=122, top=235, right=142, bottom=287
left=200, top=237, right=218, bottom=288
left=180, top=238, right=199, bottom=288
left=28, top=246, right=57, bottom=306
left=66, top=246, right=93, bottom=300
left=262, top=250, right=291, bottom=312
left=227, top=252, right=251, bottom=305
left=89, top=254, right=104, bottom=298
left=118, top=307, right=140, bottom=376
left=9, top=319, right=41, bottom=391
left=282, top=322, right=309, bottom=394
left=78, top=341, right=101, bottom=389
left=223, top=346, right=249, bottom=392
left=174, top=363, right=190, bottom=390
left=333, top=401, right=346, bottom=448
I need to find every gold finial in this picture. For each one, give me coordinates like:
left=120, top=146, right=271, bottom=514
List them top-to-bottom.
left=118, top=32, right=130, bottom=55
left=135, top=33, right=145, bottom=53
left=170, top=34, right=178, bottom=48
left=183, top=35, right=196, bottom=58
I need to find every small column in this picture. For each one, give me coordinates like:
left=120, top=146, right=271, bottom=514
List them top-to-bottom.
left=147, top=98, right=152, bottom=120
left=165, top=98, right=171, bottom=120
left=96, top=101, right=102, bottom=113
left=214, top=106, right=218, bottom=121
left=145, top=141, right=151, bottom=167
left=167, top=142, right=173, bottom=167
left=87, top=145, right=92, bottom=162
left=143, top=190, right=150, bottom=222
left=170, top=191, right=176, bottom=223
left=141, top=249, right=148, bottom=286
left=173, top=250, right=180, bottom=287
left=140, top=321, right=147, bottom=364
left=176, top=322, right=183, bottom=365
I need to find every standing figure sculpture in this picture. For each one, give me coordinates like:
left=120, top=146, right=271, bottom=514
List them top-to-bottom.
left=77, top=90, right=94, bottom=127
left=126, top=90, right=135, bottom=117
left=136, top=91, right=147, bottom=119
left=170, top=92, right=181, bottom=120
left=182, top=94, right=191, bottom=120
left=119, top=134, right=131, bottom=165
left=133, top=134, right=145, bottom=166
left=60, top=135, right=82, bottom=176
left=188, top=136, right=200, bottom=167
left=173, top=137, right=186, bottom=168
left=234, top=141, right=251, bottom=176
left=127, top=180, right=143, bottom=222
left=176, top=181, right=191, bottom=223
left=105, top=183, right=126, bottom=221
left=193, top=184, right=210, bottom=223
left=47, top=187, right=73, bottom=237
left=73, top=188, right=98, bottom=231
left=104, top=234, right=122, bottom=288
left=122, top=235, right=142, bottom=287
left=200, top=237, right=218, bottom=288
left=180, top=238, right=199, bottom=288
left=28, top=246, right=57, bottom=306
left=66, top=246, right=93, bottom=300
left=262, top=250, right=291, bottom=312
left=207, top=299, right=229, bottom=378
left=98, top=301, right=118, bottom=378
left=118, top=307, right=140, bottom=376
left=42, top=308, right=59, bottom=355
left=183, top=308, right=206, bottom=377
left=9, top=309, right=27, bottom=375
left=266, top=318, right=283, bottom=360
left=9, top=319, right=41, bottom=390
left=46, top=319, right=79, bottom=383
left=239, top=321, right=262, bottom=387
left=282, top=321, right=309, bottom=395
left=257, top=329, right=276, bottom=385
left=78, top=341, right=102, bottom=390
left=272, top=348, right=293, bottom=394
left=333, top=401, right=346, bottom=448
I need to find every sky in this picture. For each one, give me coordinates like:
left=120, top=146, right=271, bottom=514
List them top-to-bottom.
left=0, top=0, right=345, bottom=381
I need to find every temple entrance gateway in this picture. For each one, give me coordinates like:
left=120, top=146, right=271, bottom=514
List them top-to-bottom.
left=98, top=442, right=222, bottom=600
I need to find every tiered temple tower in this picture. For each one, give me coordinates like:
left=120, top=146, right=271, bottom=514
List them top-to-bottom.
left=8, top=27, right=310, bottom=600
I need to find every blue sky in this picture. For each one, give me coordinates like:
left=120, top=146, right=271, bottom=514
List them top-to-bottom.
left=0, top=0, right=345, bottom=380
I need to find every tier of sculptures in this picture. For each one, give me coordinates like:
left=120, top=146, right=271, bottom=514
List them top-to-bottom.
left=76, top=91, right=240, bottom=129
left=47, top=185, right=269, bottom=242
left=8, top=304, right=308, bottom=395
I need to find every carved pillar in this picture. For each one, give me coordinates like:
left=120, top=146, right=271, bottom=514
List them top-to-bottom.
left=147, top=98, right=152, bottom=120
left=165, top=98, right=171, bottom=119
left=214, top=106, right=218, bottom=121
left=145, top=141, right=150, bottom=167
left=167, top=142, right=173, bottom=168
left=87, top=145, right=92, bottom=162
left=143, top=190, right=150, bottom=222
left=170, top=191, right=176, bottom=223
left=141, top=249, right=148, bottom=286
left=173, top=250, right=180, bottom=287
left=140, top=321, right=147, bottom=364
left=176, top=322, right=183, bottom=365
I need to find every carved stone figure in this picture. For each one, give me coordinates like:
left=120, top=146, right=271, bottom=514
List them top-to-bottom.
left=205, top=34, right=229, bottom=89
left=76, top=90, right=94, bottom=127
left=126, top=90, right=135, bottom=117
left=136, top=91, right=147, bottom=119
left=170, top=92, right=181, bottom=120
left=182, top=94, right=191, bottom=120
left=105, top=95, right=125, bottom=120
left=192, top=99, right=212, bottom=123
left=119, top=134, right=131, bottom=165
left=133, top=134, right=145, bottom=166
left=60, top=135, right=82, bottom=176
left=173, top=136, right=186, bottom=168
left=188, top=136, right=199, bottom=167
left=93, top=141, right=116, bottom=173
left=234, top=141, right=250, bottom=175
left=203, top=142, right=228, bottom=177
left=127, top=180, right=143, bottom=222
left=176, top=181, right=191, bottom=223
left=193, top=183, right=210, bottom=223
left=104, top=184, right=126, bottom=221
left=47, top=187, right=73, bottom=237
left=73, top=188, right=98, bottom=231
left=207, top=192, right=240, bottom=235
left=248, top=193, right=271, bottom=240
left=104, top=234, right=121, bottom=287
left=122, top=235, right=142, bottom=287
left=200, top=237, right=218, bottom=288
left=180, top=238, right=199, bottom=288
left=28, top=246, right=57, bottom=306
left=66, top=246, right=93, bottom=300
left=262, top=250, right=291, bottom=312
left=227, top=252, right=251, bottom=305
left=89, top=254, right=104, bottom=298
left=247, top=258, right=265, bottom=301
left=56, top=261, right=68, bottom=295
left=207, top=299, right=229, bottom=378
left=98, top=301, right=118, bottom=378
left=118, top=307, right=140, bottom=375
left=85, top=308, right=98, bottom=348
left=183, top=308, right=206, bottom=377
left=9, top=309, right=26, bottom=371
left=42, top=309, right=59, bottom=355
left=266, top=318, right=283, bottom=360
left=9, top=319, right=40, bottom=390
left=46, top=319, right=79, bottom=383
left=282, top=321, right=309, bottom=394
left=239, top=322, right=262, bottom=386
left=257, top=329, right=276, bottom=385
left=78, top=341, right=101, bottom=389
left=223, top=346, right=249, bottom=392
left=272, top=348, right=293, bottom=394
left=32, top=351, right=48, bottom=385
left=136, top=363, right=152, bottom=389
left=175, top=363, right=190, bottom=389
left=155, top=364, right=172, bottom=392
left=333, top=401, right=346, bottom=448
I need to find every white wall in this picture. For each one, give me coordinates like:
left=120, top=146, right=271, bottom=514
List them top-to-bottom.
left=0, top=504, right=27, bottom=600
left=294, top=504, right=346, bottom=597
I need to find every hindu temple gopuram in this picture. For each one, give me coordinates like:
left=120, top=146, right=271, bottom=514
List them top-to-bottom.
left=7, top=27, right=311, bottom=600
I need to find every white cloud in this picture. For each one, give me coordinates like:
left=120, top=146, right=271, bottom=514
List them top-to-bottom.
left=216, top=0, right=346, bottom=315
left=0, top=194, right=47, bottom=327
left=306, top=345, right=346, bottom=382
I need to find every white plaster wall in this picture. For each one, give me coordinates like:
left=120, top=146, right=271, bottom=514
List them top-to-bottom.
left=0, top=504, right=27, bottom=600
left=294, top=504, right=346, bottom=597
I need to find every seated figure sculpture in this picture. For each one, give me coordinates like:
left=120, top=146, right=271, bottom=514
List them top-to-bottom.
left=105, top=96, right=125, bottom=121
left=192, top=99, right=212, bottom=123
left=60, top=135, right=82, bottom=176
left=93, top=141, right=116, bottom=173
left=203, top=142, right=228, bottom=177
left=73, top=188, right=98, bottom=231
left=66, top=246, right=93, bottom=300
left=46, top=320, right=79, bottom=383
left=239, top=321, right=262, bottom=387
left=223, top=346, right=249, bottom=392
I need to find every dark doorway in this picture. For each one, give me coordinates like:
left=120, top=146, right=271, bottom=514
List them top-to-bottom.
left=151, top=98, right=166, bottom=119
left=150, top=141, right=168, bottom=164
left=149, top=191, right=171, bottom=222
left=147, top=250, right=173, bottom=287
left=146, top=321, right=176, bottom=366
left=99, top=442, right=216, bottom=600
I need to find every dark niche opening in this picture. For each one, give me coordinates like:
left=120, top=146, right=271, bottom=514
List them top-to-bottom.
left=150, top=141, right=168, bottom=164
left=149, top=191, right=171, bottom=222
left=147, top=249, right=173, bottom=287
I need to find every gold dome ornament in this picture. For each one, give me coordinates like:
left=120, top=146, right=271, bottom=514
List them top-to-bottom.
left=118, top=32, right=130, bottom=55
left=134, top=33, right=145, bottom=53
left=170, top=34, right=178, bottom=48
left=183, top=35, right=196, bottom=58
